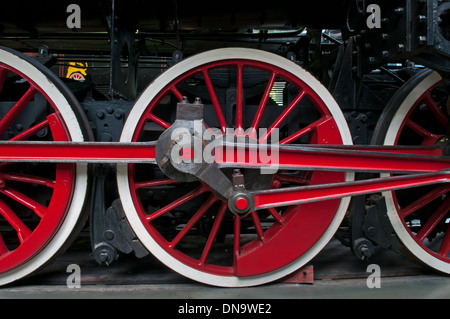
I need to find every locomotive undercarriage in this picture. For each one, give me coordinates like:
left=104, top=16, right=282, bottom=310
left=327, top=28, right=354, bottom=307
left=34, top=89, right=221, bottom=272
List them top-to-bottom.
left=0, top=0, right=450, bottom=287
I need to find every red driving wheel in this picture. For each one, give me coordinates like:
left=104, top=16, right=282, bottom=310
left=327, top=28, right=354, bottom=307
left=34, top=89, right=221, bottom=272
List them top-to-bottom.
left=0, top=47, right=90, bottom=285
left=118, top=48, right=353, bottom=287
left=373, top=69, right=450, bottom=274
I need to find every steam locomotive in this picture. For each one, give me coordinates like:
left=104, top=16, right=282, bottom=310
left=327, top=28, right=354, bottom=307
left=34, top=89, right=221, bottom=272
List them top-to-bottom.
left=0, top=0, right=449, bottom=287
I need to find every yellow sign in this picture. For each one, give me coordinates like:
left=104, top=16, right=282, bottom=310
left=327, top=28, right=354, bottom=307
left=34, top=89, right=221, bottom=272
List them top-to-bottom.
left=66, top=62, right=88, bottom=81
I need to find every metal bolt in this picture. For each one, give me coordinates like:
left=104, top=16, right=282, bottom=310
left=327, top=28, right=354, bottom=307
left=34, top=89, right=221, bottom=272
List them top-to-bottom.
left=418, top=15, right=427, bottom=23
left=418, top=36, right=427, bottom=45
left=114, top=110, right=123, bottom=119
left=97, top=111, right=105, bottom=119
left=360, top=114, right=368, bottom=123
left=181, top=148, right=194, bottom=161
left=235, top=197, right=249, bottom=211
left=367, top=226, right=376, bottom=237
left=104, top=230, right=115, bottom=241
left=360, top=245, right=370, bottom=260
left=98, top=250, right=110, bottom=264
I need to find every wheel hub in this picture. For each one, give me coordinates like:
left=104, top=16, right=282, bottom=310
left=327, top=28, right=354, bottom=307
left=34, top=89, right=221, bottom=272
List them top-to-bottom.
left=155, top=96, right=254, bottom=217
left=155, top=96, right=205, bottom=183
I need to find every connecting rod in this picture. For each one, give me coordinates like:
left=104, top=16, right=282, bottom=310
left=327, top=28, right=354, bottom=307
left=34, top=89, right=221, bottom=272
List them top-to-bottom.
left=0, top=99, right=449, bottom=215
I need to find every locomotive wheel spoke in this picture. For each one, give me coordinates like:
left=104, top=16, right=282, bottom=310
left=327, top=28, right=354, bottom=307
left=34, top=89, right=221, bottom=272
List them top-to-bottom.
left=235, top=64, right=244, bottom=133
left=0, top=68, right=8, bottom=93
left=202, top=69, right=227, bottom=133
left=251, top=71, right=277, bottom=132
left=170, top=85, right=184, bottom=102
left=0, top=87, right=37, bottom=137
left=260, top=90, right=306, bottom=141
left=423, top=92, right=448, bottom=128
left=147, top=113, right=171, bottom=130
left=280, top=115, right=333, bottom=145
left=10, top=119, right=49, bottom=142
left=405, top=119, right=443, bottom=146
left=0, top=172, right=55, bottom=189
left=274, top=173, right=310, bottom=185
left=134, top=177, right=179, bottom=189
left=400, top=184, right=450, bottom=218
left=145, top=185, right=208, bottom=222
left=0, top=187, right=48, bottom=218
left=169, top=194, right=218, bottom=249
left=416, top=197, right=450, bottom=243
left=0, top=199, right=32, bottom=243
left=199, top=201, right=227, bottom=265
left=267, top=208, right=284, bottom=224
left=249, top=211, right=265, bottom=242
left=233, top=215, right=241, bottom=271
left=438, top=226, right=450, bottom=257
left=0, top=234, right=8, bottom=255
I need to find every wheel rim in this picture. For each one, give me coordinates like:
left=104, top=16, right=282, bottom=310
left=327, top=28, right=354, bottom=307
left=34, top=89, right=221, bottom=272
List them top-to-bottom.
left=0, top=47, right=88, bottom=284
left=118, top=48, right=352, bottom=286
left=378, top=69, right=450, bottom=272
